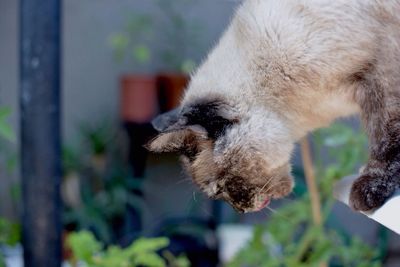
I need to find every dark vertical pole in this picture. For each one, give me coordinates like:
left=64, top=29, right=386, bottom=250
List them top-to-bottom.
left=20, top=0, right=62, bottom=266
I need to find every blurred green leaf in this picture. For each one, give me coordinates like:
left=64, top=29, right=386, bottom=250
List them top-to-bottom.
left=109, top=13, right=153, bottom=68
left=109, top=33, right=129, bottom=62
left=133, top=45, right=151, bottom=64
left=181, top=59, right=196, bottom=74
left=0, top=107, right=15, bottom=142
left=0, top=107, right=11, bottom=120
left=0, top=218, right=21, bottom=246
left=67, top=230, right=102, bottom=264
left=66, top=231, right=185, bottom=267
left=128, top=237, right=169, bottom=255
left=0, top=253, right=5, bottom=267
left=133, top=253, right=166, bottom=267
left=172, top=254, right=191, bottom=267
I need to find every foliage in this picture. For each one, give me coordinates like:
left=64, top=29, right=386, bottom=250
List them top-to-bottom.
left=109, top=0, right=200, bottom=74
left=154, top=0, right=200, bottom=73
left=109, top=14, right=154, bottom=70
left=0, top=106, right=17, bottom=173
left=0, top=107, right=15, bottom=142
left=0, top=107, right=18, bottom=267
left=63, top=121, right=144, bottom=244
left=80, top=121, right=114, bottom=156
left=228, top=123, right=382, bottom=267
left=63, top=145, right=82, bottom=175
left=63, top=168, right=144, bottom=243
left=0, top=218, right=21, bottom=267
left=0, top=218, right=20, bottom=247
left=67, top=230, right=190, bottom=267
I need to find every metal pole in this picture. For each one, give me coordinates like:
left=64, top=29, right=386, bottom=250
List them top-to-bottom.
left=20, top=0, right=62, bottom=266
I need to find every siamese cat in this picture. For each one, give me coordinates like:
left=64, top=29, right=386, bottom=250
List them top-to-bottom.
left=148, top=0, right=400, bottom=213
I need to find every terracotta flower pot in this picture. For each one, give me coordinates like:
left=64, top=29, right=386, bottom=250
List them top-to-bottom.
left=157, top=73, right=189, bottom=112
left=120, top=75, right=158, bottom=123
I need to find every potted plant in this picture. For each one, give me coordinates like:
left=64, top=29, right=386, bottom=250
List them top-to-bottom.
left=155, top=0, right=199, bottom=111
left=109, top=15, right=158, bottom=123
left=79, top=121, right=113, bottom=173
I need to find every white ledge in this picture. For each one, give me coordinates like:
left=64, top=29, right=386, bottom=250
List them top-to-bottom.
left=334, top=175, right=400, bottom=235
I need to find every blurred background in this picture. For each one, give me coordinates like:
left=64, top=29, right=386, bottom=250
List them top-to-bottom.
left=1, top=0, right=400, bottom=266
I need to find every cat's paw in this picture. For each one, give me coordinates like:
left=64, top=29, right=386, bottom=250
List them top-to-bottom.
left=350, top=174, right=396, bottom=211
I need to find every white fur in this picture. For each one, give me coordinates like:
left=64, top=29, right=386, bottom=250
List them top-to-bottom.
left=183, top=0, right=399, bottom=163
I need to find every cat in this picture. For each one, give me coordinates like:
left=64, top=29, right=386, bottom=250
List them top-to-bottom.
left=148, top=0, right=400, bottom=213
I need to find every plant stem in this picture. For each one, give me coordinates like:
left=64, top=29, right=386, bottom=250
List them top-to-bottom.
left=300, top=137, right=327, bottom=267
left=300, top=137, right=322, bottom=225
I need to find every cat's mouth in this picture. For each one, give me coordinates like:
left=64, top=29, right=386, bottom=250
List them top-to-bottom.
left=220, top=191, right=272, bottom=213
left=227, top=196, right=271, bottom=213
left=257, top=198, right=271, bottom=211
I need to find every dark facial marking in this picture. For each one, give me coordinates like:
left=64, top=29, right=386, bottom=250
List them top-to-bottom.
left=151, top=98, right=237, bottom=140
left=183, top=100, right=237, bottom=139
left=224, top=175, right=256, bottom=212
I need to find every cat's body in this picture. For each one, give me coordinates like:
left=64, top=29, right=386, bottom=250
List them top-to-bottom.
left=150, top=0, right=400, bottom=212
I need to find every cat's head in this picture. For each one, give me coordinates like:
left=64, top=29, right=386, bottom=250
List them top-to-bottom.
left=147, top=0, right=300, bottom=213
left=147, top=96, right=294, bottom=213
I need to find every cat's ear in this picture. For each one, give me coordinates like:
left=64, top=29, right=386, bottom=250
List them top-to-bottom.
left=152, top=99, right=239, bottom=139
left=148, top=107, right=205, bottom=153
left=151, top=107, right=187, bottom=133
left=147, top=130, right=190, bottom=153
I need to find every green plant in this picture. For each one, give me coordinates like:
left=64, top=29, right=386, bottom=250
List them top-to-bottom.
left=109, top=0, right=200, bottom=74
left=154, top=0, right=200, bottom=74
left=109, top=14, right=154, bottom=71
left=0, top=106, right=17, bottom=173
left=0, top=107, right=15, bottom=142
left=0, top=107, right=18, bottom=267
left=63, top=121, right=144, bottom=243
left=80, top=121, right=113, bottom=156
left=228, top=123, right=382, bottom=267
left=63, top=144, right=82, bottom=175
left=63, top=168, right=144, bottom=243
left=0, top=218, right=21, bottom=267
left=0, top=218, right=20, bottom=247
left=67, top=230, right=190, bottom=267
left=0, top=253, right=4, bottom=267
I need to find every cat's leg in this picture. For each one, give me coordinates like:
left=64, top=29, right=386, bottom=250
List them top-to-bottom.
left=350, top=75, right=400, bottom=211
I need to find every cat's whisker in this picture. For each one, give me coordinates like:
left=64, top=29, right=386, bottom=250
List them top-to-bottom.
left=258, top=175, right=276, bottom=194
left=175, top=177, right=192, bottom=185
left=264, top=180, right=291, bottom=195
left=193, top=191, right=197, bottom=202
left=200, top=204, right=212, bottom=217
left=262, top=205, right=293, bottom=221
left=265, top=205, right=278, bottom=214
